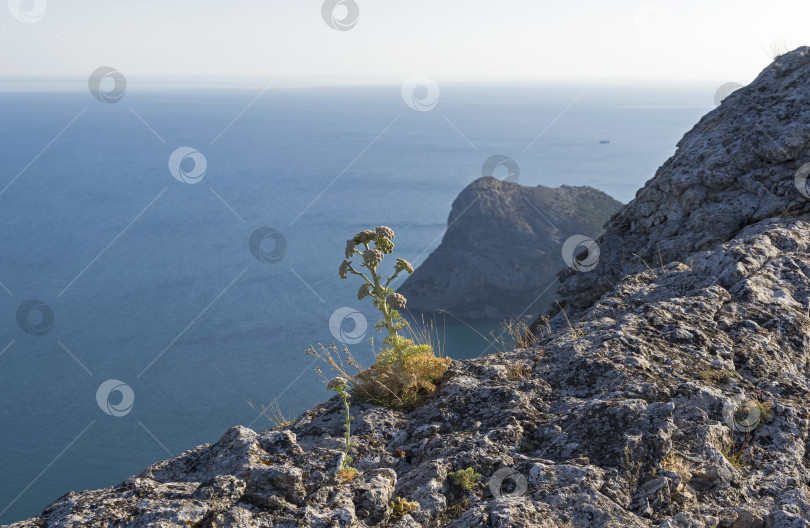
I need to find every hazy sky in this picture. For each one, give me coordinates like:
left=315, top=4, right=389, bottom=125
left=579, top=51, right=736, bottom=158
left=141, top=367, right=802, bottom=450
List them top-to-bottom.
left=0, top=0, right=807, bottom=84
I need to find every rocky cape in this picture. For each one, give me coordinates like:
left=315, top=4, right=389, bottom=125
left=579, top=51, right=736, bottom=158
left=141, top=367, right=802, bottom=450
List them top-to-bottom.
left=7, top=49, right=810, bottom=528
left=397, top=177, right=621, bottom=320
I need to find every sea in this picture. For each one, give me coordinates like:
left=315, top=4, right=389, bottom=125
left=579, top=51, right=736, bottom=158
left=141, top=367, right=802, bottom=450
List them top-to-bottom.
left=0, top=80, right=713, bottom=524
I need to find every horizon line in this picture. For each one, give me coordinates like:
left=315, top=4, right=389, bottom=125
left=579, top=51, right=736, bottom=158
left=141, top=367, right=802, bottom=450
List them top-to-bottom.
left=0, top=75, right=737, bottom=92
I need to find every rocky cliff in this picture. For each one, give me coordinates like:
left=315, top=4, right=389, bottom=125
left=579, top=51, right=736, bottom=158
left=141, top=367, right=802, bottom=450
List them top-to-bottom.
left=542, top=46, right=810, bottom=323
left=7, top=48, right=810, bottom=528
left=397, top=178, right=621, bottom=320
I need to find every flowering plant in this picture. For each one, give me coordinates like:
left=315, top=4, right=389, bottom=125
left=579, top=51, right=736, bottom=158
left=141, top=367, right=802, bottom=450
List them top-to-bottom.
left=308, top=225, right=450, bottom=410
left=340, top=227, right=427, bottom=364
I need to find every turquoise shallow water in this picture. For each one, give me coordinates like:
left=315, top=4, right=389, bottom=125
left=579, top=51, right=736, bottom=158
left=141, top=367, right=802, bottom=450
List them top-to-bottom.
left=0, top=83, right=712, bottom=523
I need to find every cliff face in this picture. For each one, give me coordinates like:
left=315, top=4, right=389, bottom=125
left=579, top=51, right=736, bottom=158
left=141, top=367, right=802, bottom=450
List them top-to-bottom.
left=544, top=46, right=810, bottom=322
left=8, top=49, right=810, bottom=528
left=397, top=177, right=621, bottom=320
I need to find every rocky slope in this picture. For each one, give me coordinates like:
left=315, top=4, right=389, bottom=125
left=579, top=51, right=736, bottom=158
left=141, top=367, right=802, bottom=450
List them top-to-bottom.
left=542, top=46, right=810, bottom=323
left=7, top=48, right=810, bottom=528
left=397, top=178, right=621, bottom=320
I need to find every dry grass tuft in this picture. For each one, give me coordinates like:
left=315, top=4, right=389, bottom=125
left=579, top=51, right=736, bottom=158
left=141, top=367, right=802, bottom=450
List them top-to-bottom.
left=632, top=252, right=658, bottom=278
left=555, top=301, right=583, bottom=339
left=437, top=309, right=542, bottom=353
left=404, top=312, right=446, bottom=357
left=355, top=314, right=452, bottom=408
left=534, top=314, right=552, bottom=339
left=499, top=318, right=540, bottom=349
left=307, top=343, right=364, bottom=388
left=354, top=350, right=450, bottom=409
left=504, top=363, right=532, bottom=381
left=696, top=366, right=738, bottom=383
left=247, top=398, right=295, bottom=429
left=660, top=451, right=692, bottom=482
left=337, top=468, right=358, bottom=481
left=390, top=497, right=418, bottom=519
left=436, top=497, right=470, bottom=524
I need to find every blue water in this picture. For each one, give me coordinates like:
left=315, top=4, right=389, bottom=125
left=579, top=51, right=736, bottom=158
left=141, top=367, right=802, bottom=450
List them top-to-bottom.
left=0, top=82, right=712, bottom=524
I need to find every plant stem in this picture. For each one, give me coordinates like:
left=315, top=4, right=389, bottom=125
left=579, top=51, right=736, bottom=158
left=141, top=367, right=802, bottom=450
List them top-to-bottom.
left=364, top=242, right=397, bottom=340
left=338, top=387, right=352, bottom=469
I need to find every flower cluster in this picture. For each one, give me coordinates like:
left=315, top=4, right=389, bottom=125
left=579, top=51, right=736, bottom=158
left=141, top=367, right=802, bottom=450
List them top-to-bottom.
left=376, top=226, right=394, bottom=240
left=353, top=230, right=376, bottom=245
left=345, top=240, right=356, bottom=259
left=363, top=249, right=384, bottom=268
left=395, top=258, right=413, bottom=274
left=357, top=283, right=371, bottom=300
left=387, top=293, right=407, bottom=308
left=327, top=376, right=349, bottom=391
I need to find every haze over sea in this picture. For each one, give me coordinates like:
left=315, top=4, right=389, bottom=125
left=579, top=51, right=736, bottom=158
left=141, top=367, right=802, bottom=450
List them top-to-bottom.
left=0, top=82, right=711, bottom=523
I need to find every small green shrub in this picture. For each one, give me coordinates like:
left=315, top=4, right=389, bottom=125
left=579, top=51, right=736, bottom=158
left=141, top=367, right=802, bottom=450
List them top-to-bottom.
left=716, top=400, right=774, bottom=471
left=739, top=400, right=773, bottom=427
left=516, top=438, right=541, bottom=453
left=719, top=441, right=744, bottom=470
left=448, top=467, right=482, bottom=491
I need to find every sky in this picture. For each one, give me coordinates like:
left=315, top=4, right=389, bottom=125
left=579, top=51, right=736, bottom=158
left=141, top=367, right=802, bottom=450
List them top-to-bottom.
left=0, top=0, right=808, bottom=85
